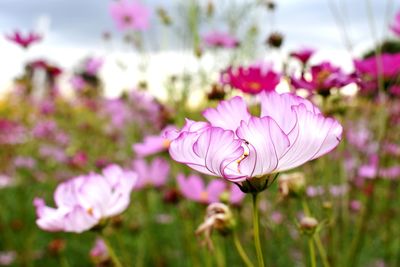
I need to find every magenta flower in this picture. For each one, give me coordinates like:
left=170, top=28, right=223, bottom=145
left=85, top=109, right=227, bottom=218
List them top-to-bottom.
left=109, top=0, right=151, bottom=31
left=390, top=10, right=400, bottom=36
left=5, top=30, right=42, bottom=49
left=202, top=31, right=239, bottom=49
left=290, top=48, right=315, bottom=65
left=354, top=53, right=400, bottom=95
left=290, top=61, right=354, bottom=96
left=221, top=64, right=280, bottom=94
left=389, top=85, right=400, bottom=97
left=168, top=92, right=342, bottom=192
left=132, top=125, right=177, bottom=157
left=132, top=157, right=170, bottom=190
left=34, top=165, right=137, bottom=233
left=177, top=173, right=226, bottom=204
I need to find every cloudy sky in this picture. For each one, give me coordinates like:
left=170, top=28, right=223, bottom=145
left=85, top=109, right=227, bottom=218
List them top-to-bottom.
left=0, top=0, right=397, bottom=98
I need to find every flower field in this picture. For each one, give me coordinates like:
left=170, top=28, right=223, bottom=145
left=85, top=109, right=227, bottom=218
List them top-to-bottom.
left=0, top=1, right=399, bottom=266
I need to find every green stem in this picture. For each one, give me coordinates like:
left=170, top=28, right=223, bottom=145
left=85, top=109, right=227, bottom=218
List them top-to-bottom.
left=252, top=193, right=265, bottom=267
left=302, top=198, right=330, bottom=267
left=233, top=231, right=254, bottom=267
left=101, top=234, right=123, bottom=267
left=314, top=235, right=331, bottom=267
left=308, top=238, right=317, bottom=267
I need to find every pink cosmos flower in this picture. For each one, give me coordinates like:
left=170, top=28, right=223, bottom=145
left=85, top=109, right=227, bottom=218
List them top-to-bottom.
left=109, top=0, right=151, bottom=31
left=390, top=10, right=400, bottom=36
left=5, top=30, right=42, bottom=49
left=202, top=31, right=239, bottom=49
left=290, top=48, right=315, bottom=65
left=354, top=53, right=400, bottom=95
left=85, top=57, right=103, bottom=75
left=291, top=61, right=354, bottom=96
left=221, top=64, right=280, bottom=94
left=70, top=76, right=86, bottom=91
left=389, top=85, right=400, bottom=96
left=168, top=91, right=342, bottom=192
left=0, top=119, right=26, bottom=145
left=133, top=125, right=177, bottom=157
left=14, top=156, right=36, bottom=169
left=132, top=157, right=170, bottom=190
left=34, top=165, right=137, bottom=233
left=177, top=173, right=226, bottom=204
left=0, top=175, right=14, bottom=189
left=228, top=184, right=246, bottom=205
left=306, top=186, right=324, bottom=198
left=90, top=238, right=109, bottom=263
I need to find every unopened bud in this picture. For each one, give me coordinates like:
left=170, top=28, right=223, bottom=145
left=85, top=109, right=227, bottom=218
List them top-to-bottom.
left=264, top=0, right=276, bottom=11
left=206, top=1, right=214, bottom=17
left=157, top=8, right=172, bottom=25
left=266, top=32, right=284, bottom=48
left=207, top=83, right=226, bottom=100
left=278, top=172, right=305, bottom=198
left=322, top=201, right=332, bottom=209
left=299, top=216, right=318, bottom=235
left=48, top=239, right=66, bottom=256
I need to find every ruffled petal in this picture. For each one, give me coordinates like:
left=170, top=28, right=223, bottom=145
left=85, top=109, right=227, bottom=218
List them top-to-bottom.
left=260, top=91, right=320, bottom=134
left=203, top=96, right=251, bottom=131
left=277, top=104, right=342, bottom=171
left=236, top=116, right=290, bottom=177
left=194, top=127, right=244, bottom=178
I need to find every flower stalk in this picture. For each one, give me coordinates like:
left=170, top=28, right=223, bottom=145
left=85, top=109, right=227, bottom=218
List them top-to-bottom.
left=252, top=193, right=265, bottom=267
left=233, top=231, right=254, bottom=267
left=101, top=234, right=123, bottom=267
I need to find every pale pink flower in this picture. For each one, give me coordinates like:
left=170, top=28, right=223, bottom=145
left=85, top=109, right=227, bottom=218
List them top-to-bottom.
left=109, top=0, right=151, bottom=31
left=390, top=10, right=400, bottom=36
left=202, top=31, right=239, bottom=49
left=85, top=57, right=103, bottom=75
left=70, top=76, right=86, bottom=91
left=168, top=92, right=342, bottom=192
left=133, top=125, right=177, bottom=157
left=132, top=157, right=170, bottom=190
left=34, top=165, right=137, bottom=233
left=177, top=173, right=226, bottom=204
left=0, top=175, right=14, bottom=189
left=306, top=186, right=324, bottom=197
left=90, top=238, right=109, bottom=263
left=0, top=251, right=16, bottom=266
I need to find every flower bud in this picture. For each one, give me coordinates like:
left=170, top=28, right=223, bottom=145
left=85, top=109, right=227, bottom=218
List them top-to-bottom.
left=263, top=0, right=276, bottom=11
left=206, top=1, right=214, bottom=17
left=156, top=8, right=172, bottom=25
left=266, top=32, right=284, bottom=48
left=207, top=83, right=226, bottom=100
left=278, top=172, right=305, bottom=198
left=195, top=203, right=235, bottom=250
left=299, top=216, right=318, bottom=235
left=48, top=239, right=66, bottom=256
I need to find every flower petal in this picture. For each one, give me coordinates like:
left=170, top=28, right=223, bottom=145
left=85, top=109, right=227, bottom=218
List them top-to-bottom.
left=260, top=91, right=320, bottom=134
left=203, top=96, right=251, bottom=131
left=277, top=104, right=342, bottom=171
left=236, top=116, right=290, bottom=177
